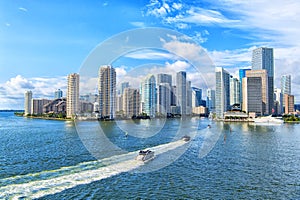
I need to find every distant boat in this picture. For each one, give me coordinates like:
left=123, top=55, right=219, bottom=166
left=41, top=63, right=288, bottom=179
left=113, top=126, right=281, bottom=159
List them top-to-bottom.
left=253, top=116, right=283, bottom=125
left=181, top=135, right=191, bottom=142
left=136, top=150, right=155, bottom=162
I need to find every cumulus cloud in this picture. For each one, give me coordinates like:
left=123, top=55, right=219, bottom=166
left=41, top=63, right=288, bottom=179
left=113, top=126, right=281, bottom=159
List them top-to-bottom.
left=18, top=7, right=28, bottom=12
left=124, top=49, right=178, bottom=60
left=0, top=75, right=67, bottom=109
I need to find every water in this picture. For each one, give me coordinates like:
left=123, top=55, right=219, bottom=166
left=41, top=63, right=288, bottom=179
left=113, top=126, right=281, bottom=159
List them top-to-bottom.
left=0, top=112, right=299, bottom=199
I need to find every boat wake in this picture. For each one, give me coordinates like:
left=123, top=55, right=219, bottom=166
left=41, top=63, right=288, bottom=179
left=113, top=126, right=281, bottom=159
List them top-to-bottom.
left=0, top=140, right=187, bottom=199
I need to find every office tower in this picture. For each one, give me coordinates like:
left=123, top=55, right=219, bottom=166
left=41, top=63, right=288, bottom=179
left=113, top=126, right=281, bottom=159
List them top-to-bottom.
left=252, top=47, right=274, bottom=114
left=98, top=65, right=116, bottom=119
left=215, top=67, right=230, bottom=118
left=239, top=69, right=251, bottom=104
left=246, top=70, right=269, bottom=115
left=176, top=71, right=187, bottom=115
left=67, top=73, right=79, bottom=118
left=157, top=74, right=172, bottom=114
left=141, top=75, right=156, bottom=117
left=281, top=75, right=291, bottom=110
left=230, top=76, right=240, bottom=106
left=242, top=77, right=263, bottom=115
left=121, top=82, right=129, bottom=95
left=157, top=83, right=171, bottom=114
left=171, top=86, right=177, bottom=106
left=191, top=87, right=202, bottom=107
left=123, top=88, right=140, bottom=118
left=274, top=88, right=283, bottom=115
left=54, top=89, right=63, bottom=99
left=206, top=89, right=215, bottom=112
left=24, top=90, right=32, bottom=115
left=284, top=94, right=294, bottom=114
left=31, top=99, right=51, bottom=115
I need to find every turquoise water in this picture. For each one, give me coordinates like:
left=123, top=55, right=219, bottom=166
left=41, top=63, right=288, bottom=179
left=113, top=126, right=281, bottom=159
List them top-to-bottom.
left=0, top=112, right=299, bottom=199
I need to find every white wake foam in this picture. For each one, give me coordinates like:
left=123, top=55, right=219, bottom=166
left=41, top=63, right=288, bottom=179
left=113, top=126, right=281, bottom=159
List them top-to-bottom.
left=0, top=140, right=186, bottom=199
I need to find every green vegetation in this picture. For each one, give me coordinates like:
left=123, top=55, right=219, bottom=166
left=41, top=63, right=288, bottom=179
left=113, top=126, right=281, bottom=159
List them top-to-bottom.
left=14, top=112, right=24, bottom=116
left=15, top=112, right=68, bottom=120
left=282, top=114, right=300, bottom=122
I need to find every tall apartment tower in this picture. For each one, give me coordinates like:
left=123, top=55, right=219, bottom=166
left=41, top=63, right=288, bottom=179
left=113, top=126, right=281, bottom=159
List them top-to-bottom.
left=252, top=47, right=274, bottom=114
left=98, top=65, right=116, bottom=119
left=215, top=67, right=230, bottom=118
left=246, top=70, right=269, bottom=115
left=176, top=71, right=187, bottom=115
left=67, top=73, right=80, bottom=118
left=140, top=74, right=156, bottom=117
left=157, top=74, right=172, bottom=115
left=281, top=75, right=291, bottom=110
left=230, top=76, right=240, bottom=106
left=242, top=77, right=263, bottom=115
left=191, top=87, right=202, bottom=107
left=123, top=88, right=140, bottom=118
left=274, top=88, right=283, bottom=115
left=54, top=89, right=63, bottom=99
left=206, top=89, right=215, bottom=112
left=24, top=90, right=32, bottom=115
left=284, top=94, right=294, bottom=114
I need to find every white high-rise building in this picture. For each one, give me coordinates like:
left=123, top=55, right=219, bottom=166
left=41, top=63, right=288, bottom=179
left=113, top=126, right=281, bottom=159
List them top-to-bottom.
left=252, top=47, right=274, bottom=114
left=98, top=65, right=116, bottom=119
left=215, top=67, right=230, bottom=118
left=176, top=71, right=187, bottom=115
left=67, top=73, right=79, bottom=118
left=157, top=74, right=172, bottom=115
left=281, top=74, right=291, bottom=110
left=141, top=75, right=156, bottom=117
left=230, top=76, right=240, bottom=106
left=242, top=77, right=263, bottom=115
left=123, top=88, right=140, bottom=118
left=274, top=88, right=283, bottom=115
left=24, top=90, right=32, bottom=115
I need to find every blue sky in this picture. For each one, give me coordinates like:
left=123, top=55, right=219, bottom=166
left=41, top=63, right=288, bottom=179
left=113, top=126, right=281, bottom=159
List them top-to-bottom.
left=1, top=0, right=300, bottom=109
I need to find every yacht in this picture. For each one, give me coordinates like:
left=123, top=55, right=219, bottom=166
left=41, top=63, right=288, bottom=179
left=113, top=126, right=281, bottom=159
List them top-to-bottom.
left=253, top=115, right=283, bottom=125
left=181, top=135, right=191, bottom=142
left=136, top=150, right=155, bottom=162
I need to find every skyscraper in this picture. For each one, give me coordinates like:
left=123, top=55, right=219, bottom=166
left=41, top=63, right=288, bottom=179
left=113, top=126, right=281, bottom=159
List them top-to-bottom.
left=252, top=47, right=274, bottom=114
left=98, top=65, right=116, bottom=119
left=215, top=67, right=230, bottom=118
left=239, top=69, right=251, bottom=104
left=246, top=70, right=269, bottom=115
left=176, top=71, right=187, bottom=115
left=67, top=73, right=79, bottom=118
left=157, top=74, right=172, bottom=114
left=157, top=74, right=172, bottom=87
left=141, top=75, right=156, bottom=117
left=281, top=75, right=291, bottom=110
left=230, top=76, right=240, bottom=106
left=242, top=77, right=263, bottom=115
left=186, top=81, right=192, bottom=115
left=120, top=82, right=129, bottom=95
left=191, top=87, right=202, bottom=107
left=123, top=88, right=140, bottom=118
left=274, top=88, right=283, bottom=115
left=54, top=89, right=63, bottom=99
left=206, top=89, right=215, bottom=112
left=24, top=90, right=32, bottom=115
left=284, top=94, right=294, bottom=114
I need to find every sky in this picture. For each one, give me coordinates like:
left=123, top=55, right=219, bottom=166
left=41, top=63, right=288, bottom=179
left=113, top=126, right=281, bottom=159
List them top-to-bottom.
left=1, top=0, right=300, bottom=109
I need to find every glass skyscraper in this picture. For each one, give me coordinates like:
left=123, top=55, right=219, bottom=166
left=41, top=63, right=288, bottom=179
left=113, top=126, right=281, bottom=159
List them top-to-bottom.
left=252, top=47, right=274, bottom=114
left=215, top=67, right=230, bottom=118
left=176, top=71, right=187, bottom=115
left=141, top=75, right=156, bottom=117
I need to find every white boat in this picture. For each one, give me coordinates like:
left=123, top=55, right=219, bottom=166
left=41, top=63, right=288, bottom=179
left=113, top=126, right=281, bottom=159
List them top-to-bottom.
left=253, top=116, right=283, bottom=125
left=181, top=135, right=191, bottom=142
left=136, top=150, right=155, bottom=162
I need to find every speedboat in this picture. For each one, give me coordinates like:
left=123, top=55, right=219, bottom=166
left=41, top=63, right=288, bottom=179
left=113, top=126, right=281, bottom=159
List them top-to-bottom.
left=253, top=115, right=283, bottom=125
left=181, top=135, right=191, bottom=142
left=136, top=150, right=155, bottom=162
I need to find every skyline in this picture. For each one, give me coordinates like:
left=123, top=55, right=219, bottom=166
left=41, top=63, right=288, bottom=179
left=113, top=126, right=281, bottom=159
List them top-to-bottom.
left=1, top=0, right=300, bottom=109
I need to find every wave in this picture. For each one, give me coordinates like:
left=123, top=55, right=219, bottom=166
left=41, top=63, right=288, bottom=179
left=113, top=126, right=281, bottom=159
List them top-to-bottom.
left=0, top=140, right=187, bottom=199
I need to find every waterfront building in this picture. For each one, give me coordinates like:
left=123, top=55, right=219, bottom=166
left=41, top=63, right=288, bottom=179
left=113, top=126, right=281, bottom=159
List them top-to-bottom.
left=252, top=47, right=274, bottom=114
left=98, top=65, right=116, bottom=119
left=215, top=67, right=230, bottom=118
left=239, top=69, right=251, bottom=104
left=246, top=70, right=269, bottom=115
left=176, top=71, right=187, bottom=115
left=67, top=73, right=80, bottom=118
left=140, top=74, right=156, bottom=117
left=157, top=74, right=172, bottom=115
left=281, top=75, right=291, bottom=110
left=230, top=76, right=240, bottom=106
left=242, top=77, right=263, bottom=116
left=186, top=81, right=192, bottom=115
left=120, top=82, right=129, bottom=95
left=171, top=85, right=177, bottom=106
left=191, top=87, right=202, bottom=108
left=123, top=88, right=140, bottom=118
left=274, top=88, right=283, bottom=115
left=54, top=89, right=63, bottom=99
left=206, top=89, right=215, bottom=112
left=24, top=90, right=32, bottom=115
left=284, top=94, right=295, bottom=114
left=44, top=98, right=67, bottom=114
left=31, top=99, right=51, bottom=115
left=192, top=106, right=208, bottom=116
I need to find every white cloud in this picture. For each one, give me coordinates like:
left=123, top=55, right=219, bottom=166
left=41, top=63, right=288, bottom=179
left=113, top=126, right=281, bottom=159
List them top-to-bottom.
left=18, top=7, right=28, bottom=12
left=130, top=21, right=146, bottom=28
left=124, top=49, right=178, bottom=60
left=0, top=75, right=67, bottom=109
